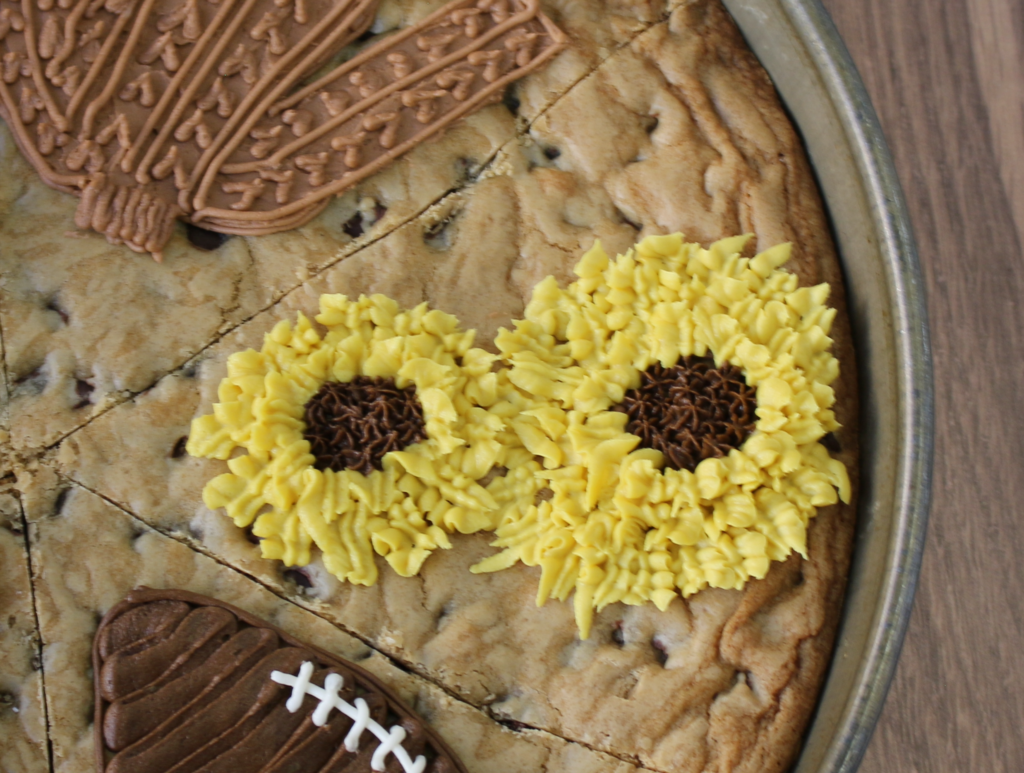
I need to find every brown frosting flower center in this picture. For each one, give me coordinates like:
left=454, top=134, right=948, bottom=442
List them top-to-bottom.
left=615, top=357, right=758, bottom=472
left=303, top=377, right=427, bottom=476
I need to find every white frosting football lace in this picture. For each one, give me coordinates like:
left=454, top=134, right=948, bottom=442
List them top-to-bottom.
left=271, top=661, right=427, bottom=773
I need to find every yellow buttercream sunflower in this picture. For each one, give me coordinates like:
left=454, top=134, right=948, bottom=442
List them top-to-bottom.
left=471, top=233, right=851, bottom=638
left=187, top=293, right=516, bottom=585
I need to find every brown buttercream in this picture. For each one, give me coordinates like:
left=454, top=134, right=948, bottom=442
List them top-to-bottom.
left=0, top=0, right=566, bottom=259
left=614, top=357, right=759, bottom=472
left=303, top=376, right=428, bottom=476
left=93, top=587, right=468, bottom=773
left=96, top=599, right=189, bottom=660
left=99, top=605, right=237, bottom=700
left=102, top=626, right=279, bottom=750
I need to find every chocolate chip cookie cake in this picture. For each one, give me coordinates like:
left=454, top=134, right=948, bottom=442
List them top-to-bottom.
left=0, top=0, right=858, bottom=771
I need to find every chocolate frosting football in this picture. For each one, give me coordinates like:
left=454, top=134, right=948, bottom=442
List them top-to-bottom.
left=93, top=587, right=468, bottom=773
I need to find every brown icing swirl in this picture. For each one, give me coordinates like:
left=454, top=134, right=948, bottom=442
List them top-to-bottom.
left=0, top=0, right=566, bottom=259
left=614, top=357, right=759, bottom=472
left=303, top=377, right=428, bottom=476
left=93, top=588, right=467, bottom=773
left=97, top=599, right=189, bottom=660
left=99, top=605, right=237, bottom=700
left=103, top=626, right=279, bottom=750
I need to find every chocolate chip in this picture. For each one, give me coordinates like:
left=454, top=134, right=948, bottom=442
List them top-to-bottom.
left=502, top=85, right=520, bottom=116
left=542, top=146, right=560, bottom=160
left=456, top=157, right=482, bottom=183
left=343, top=200, right=387, bottom=239
left=616, top=209, right=642, bottom=231
left=342, top=211, right=364, bottom=238
left=185, top=223, right=230, bottom=251
left=45, top=296, right=69, bottom=325
left=614, top=357, right=757, bottom=472
left=303, top=377, right=428, bottom=475
left=72, top=378, right=94, bottom=410
left=821, top=431, right=841, bottom=453
left=170, top=436, right=188, bottom=459
left=52, top=488, right=69, bottom=516
left=283, top=567, right=313, bottom=589
left=436, top=600, right=455, bottom=628
left=611, top=621, right=626, bottom=647
left=651, top=636, right=669, bottom=667
left=389, top=659, right=412, bottom=676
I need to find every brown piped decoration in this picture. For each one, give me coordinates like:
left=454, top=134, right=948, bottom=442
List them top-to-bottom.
left=0, top=0, right=566, bottom=260
left=615, top=357, right=758, bottom=472
left=303, top=377, right=427, bottom=475
left=93, top=587, right=467, bottom=773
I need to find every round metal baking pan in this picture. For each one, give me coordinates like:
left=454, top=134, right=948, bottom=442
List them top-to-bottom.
left=719, top=1, right=934, bottom=771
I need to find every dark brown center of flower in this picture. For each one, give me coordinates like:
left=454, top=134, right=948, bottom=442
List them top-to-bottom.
left=614, top=357, right=758, bottom=472
left=303, top=377, right=427, bottom=476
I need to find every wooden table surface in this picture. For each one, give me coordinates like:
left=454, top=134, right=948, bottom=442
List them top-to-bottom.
left=816, top=0, right=1024, bottom=770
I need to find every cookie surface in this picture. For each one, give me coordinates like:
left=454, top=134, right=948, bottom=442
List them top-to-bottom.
left=1, top=0, right=858, bottom=771
left=19, top=465, right=651, bottom=773
left=0, top=480, right=48, bottom=773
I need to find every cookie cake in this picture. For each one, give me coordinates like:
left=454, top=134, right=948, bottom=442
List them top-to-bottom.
left=0, top=0, right=859, bottom=771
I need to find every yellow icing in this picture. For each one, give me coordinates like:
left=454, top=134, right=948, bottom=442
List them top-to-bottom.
left=188, top=233, right=849, bottom=641
left=471, top=234, right=850, bottom=638
left=187, top=294, right=513, bottom=585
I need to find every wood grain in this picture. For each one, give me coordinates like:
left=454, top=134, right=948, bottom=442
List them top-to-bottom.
left=819, top=0, right=1024, bottom=770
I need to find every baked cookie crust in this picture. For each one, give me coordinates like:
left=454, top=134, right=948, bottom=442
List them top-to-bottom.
left=1, top=1, right=857, bottom=771
left=19, top=464, right=652, bottom=773
left=0, top=479, right=48, bottom=773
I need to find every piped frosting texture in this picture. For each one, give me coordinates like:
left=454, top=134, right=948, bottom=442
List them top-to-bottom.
left=0, top=0, right=566, bottom=257
left=188, top=234, right=850, bottom=638
left=473, top=234, right=851, bottom=637
left=186, top=294, right=517, bottom=583
left=614, top=357, right=758, bottom=472
left=303, top=377, right=428, bottom=476
left=93, top=588, right=465, bottom=773
left=271, top=661, right=428, bottom=773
